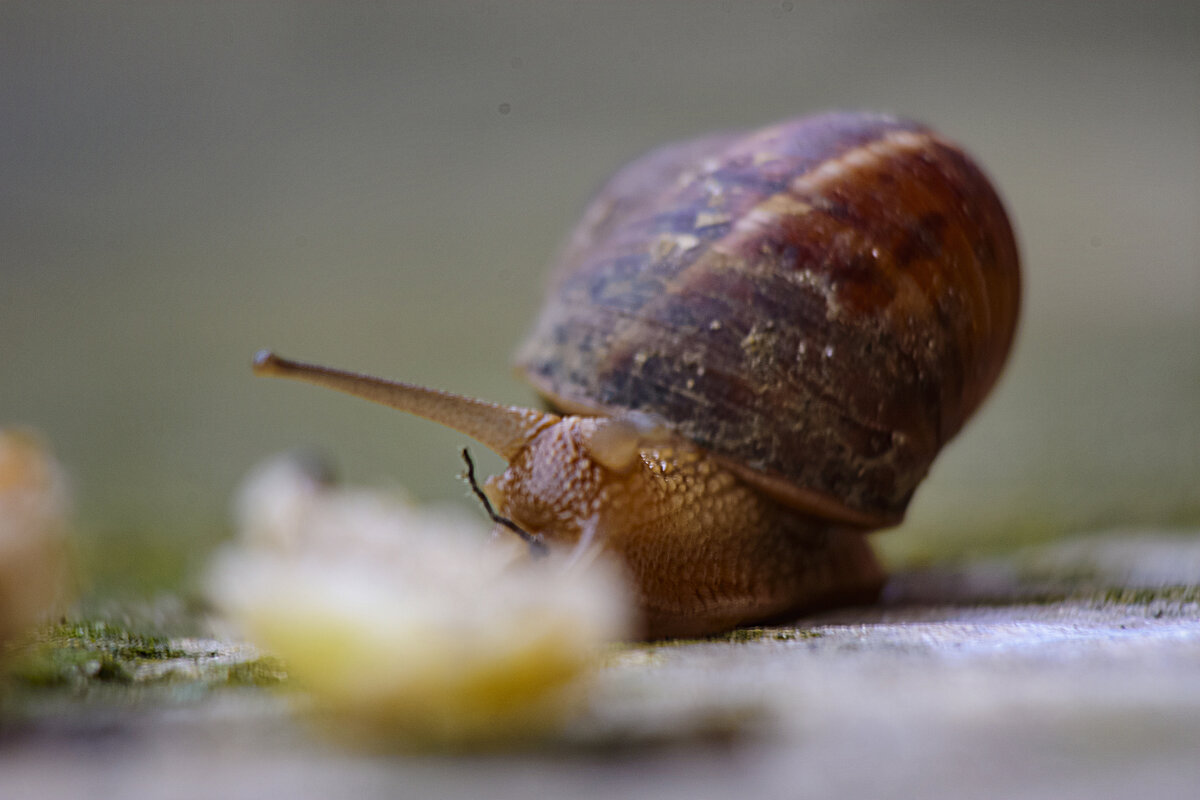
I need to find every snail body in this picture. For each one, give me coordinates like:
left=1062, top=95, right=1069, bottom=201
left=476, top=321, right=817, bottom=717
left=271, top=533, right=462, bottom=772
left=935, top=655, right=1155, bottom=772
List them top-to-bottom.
left=255, top=110, right=1020, bottom=639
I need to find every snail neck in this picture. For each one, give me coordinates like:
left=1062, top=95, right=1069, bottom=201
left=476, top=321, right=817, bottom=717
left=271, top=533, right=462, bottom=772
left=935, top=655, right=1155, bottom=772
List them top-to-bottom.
left=252, top=351, right=558, bottom=460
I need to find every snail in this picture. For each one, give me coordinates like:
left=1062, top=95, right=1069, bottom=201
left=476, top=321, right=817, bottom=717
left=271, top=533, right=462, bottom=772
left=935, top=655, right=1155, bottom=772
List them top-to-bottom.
left=254, top=110, right=1020, bottom=639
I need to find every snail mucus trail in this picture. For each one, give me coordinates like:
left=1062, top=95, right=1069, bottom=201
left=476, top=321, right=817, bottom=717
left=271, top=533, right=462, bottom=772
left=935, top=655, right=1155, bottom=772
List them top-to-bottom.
left=253, top=111, right=1020, bottom=639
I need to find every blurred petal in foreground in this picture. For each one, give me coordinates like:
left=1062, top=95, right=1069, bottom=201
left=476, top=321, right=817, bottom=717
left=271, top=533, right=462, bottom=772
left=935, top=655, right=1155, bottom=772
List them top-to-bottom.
left=208, top=454, right=632, bottom=747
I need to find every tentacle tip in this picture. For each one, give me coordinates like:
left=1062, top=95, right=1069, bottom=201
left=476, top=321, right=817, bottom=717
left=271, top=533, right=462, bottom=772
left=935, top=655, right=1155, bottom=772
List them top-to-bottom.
left=252, top=349, right=281, bottom=375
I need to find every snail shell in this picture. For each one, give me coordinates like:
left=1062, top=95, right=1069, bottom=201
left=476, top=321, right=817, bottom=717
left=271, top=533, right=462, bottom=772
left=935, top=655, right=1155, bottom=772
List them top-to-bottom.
left=516, top=110, right=1020, bottom=527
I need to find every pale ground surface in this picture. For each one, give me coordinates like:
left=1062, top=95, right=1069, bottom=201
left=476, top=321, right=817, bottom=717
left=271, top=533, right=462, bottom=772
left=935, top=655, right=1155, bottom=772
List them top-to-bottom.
left=3, top=529, right=1199, bottom=800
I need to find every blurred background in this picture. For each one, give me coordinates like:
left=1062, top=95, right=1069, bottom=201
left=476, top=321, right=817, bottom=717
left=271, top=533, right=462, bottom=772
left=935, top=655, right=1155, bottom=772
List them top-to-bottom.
left=3, top=1, right=1197, bottom=596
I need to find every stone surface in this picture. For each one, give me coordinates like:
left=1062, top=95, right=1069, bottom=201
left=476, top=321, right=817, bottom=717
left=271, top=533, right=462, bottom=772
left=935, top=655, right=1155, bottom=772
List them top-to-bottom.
left=3, top=530, right=1199, bottom=799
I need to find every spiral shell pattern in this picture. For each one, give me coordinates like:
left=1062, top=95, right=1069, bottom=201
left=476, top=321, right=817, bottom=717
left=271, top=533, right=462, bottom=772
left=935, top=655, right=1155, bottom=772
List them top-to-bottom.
left=517, top=111, right=1020, bottom=522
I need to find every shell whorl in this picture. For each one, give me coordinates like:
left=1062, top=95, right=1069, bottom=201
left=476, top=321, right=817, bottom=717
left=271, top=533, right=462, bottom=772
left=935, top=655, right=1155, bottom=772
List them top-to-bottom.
left=516, top=111, right=1020, bottom=523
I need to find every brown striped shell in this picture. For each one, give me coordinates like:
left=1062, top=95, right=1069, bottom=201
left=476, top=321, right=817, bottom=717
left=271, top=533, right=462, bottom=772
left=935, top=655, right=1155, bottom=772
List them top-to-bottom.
left=515, top=111, right=1020, bottom=526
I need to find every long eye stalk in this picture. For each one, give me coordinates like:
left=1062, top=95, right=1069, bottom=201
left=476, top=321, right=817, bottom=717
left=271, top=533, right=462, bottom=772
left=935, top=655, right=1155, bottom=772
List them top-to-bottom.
left=252, top=351, right=558, bottom=461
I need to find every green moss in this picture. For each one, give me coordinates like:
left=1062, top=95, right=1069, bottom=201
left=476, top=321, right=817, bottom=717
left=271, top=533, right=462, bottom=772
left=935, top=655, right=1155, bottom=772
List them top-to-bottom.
left=1097, top=585, right=1200, bottom=606
left=2, top=617, right=287, bottom=702
left=4, top=619, right=181, bottom=689
left=42, top=620, right=185, bottom=660
left=619, top=626, right=826, bottom=651
left=720, top=627, right=824, bottom=643
left=722, top=627, right=769, bottom=643
left=770, top=629, right=824, bottom=641
left=5, top=646, right=88, bottom=688
left=94, top=655, right=134, bottom=684
left=222, top=656, right=288, bottom=688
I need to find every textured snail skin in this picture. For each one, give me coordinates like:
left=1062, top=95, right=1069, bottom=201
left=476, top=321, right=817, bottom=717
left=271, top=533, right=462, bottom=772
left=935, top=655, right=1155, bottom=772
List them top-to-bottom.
left=516, top=111, right=1020, bottom=525
left=483, top=416, right=883, bottom=639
